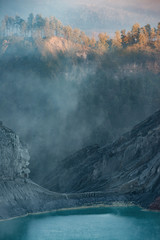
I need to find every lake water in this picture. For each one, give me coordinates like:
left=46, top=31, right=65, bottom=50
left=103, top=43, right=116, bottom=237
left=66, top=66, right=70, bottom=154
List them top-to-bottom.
left=0, top=207, right=160, bottom=240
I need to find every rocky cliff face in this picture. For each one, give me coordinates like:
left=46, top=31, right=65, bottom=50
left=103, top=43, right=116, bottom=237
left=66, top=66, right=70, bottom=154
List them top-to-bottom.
left=1, top=110, right=160, bottom=220
left=43, top=110, right=160, bottom=207
left=0, top=122, right=30, bottom=180
left=0, top=122, right=116, bottom=220
left=0, top=123, right=75, bottom=220
left=0, top=124, right=70, bottom=220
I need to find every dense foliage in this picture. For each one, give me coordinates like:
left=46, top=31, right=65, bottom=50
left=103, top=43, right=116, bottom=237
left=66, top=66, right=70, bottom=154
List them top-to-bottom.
left=1, top=14, right=160, bottom=52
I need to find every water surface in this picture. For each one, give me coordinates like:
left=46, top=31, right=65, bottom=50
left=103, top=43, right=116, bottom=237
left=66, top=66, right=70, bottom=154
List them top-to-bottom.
left=0, top=207, right=160, bottom=240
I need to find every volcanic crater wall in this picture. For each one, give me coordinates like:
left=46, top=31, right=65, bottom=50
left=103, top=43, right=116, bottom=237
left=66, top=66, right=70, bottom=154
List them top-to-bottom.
left=0, top=122, right=30, bottom=180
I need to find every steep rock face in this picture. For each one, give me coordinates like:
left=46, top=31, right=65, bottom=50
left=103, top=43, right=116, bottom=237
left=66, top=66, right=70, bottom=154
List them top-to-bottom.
left=43, top=110, right=160, bottom=201
left=0, top=122, right=30, bottom=180
left=0, top=123, right=69, bottom=220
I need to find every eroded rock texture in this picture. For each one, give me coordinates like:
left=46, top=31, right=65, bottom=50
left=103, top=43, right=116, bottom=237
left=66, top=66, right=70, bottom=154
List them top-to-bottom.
left=1, top=110, right=160, bottom=220
left=44, top=110, right=160, bottom=202
left=0, top=122, right=30, bottom=180
left=0, top=123, right=70, bottom=220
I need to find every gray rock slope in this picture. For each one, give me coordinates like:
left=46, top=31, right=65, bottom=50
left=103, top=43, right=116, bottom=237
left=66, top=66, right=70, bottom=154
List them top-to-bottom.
left=1, top=110, right=160, bottom=220
left=43, top=110, right=160, bottom=206
left=0, top=122, right=133, bottom=220
left=0, top=122, right=30, bottom=181
left=0, top=123, right=102, bottom=220
left=0, top=123, right=67, bottom=220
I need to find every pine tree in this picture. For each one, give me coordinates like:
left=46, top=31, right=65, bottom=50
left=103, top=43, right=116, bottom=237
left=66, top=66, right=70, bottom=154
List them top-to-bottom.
left=27, top=13, right=34, bottom=37
left=35, top=14, right=45, bottom=37
left=15, top=15, right=22, bottom=34
left=49, top=17, right=56, bottom=36
left=44, top=18, right=50, bottom=38
left=1, top=19, right=6, bottom=37
left=20, top=20, right=27, bottom=37
left=55, top=20, right=63, bottom=37
left=155, top=22, right=160, bottom=49
left=131, top=23, right=140, bottom=44
left=145, top=24, right=151, bottom=38
left=63, top=25, right=72, bottom=40
left=139, top=27, right=148, bottom=47
left=72, top=28, right=80, bottom=43
left=150, top=28, right=156, bottom=41
left=80, top=31, right=86, bottom=45
left=112, top=31, right=122, bottom=49
left=97, top=32, right=109, bottom=52
left=90, top=36, right=96, bottom=48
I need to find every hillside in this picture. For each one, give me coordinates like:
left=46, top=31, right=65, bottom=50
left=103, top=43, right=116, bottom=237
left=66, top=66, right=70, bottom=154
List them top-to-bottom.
left=0, top=16, right=160, bottom=187
left=0, top=35, right=160, bottom=186
left=1, top=110, right=160, bottom=220
left=43, top=110, right=160, bottom=209
left=0, top=121, right=138, bottom=220
left=0, top=122, right=107, bottom=220
left=0, top=122, right=64, bottom=219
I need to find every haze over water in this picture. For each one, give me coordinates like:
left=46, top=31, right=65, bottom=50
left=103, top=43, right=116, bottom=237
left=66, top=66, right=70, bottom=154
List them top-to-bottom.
left=0, top=207, right=160, bottom=240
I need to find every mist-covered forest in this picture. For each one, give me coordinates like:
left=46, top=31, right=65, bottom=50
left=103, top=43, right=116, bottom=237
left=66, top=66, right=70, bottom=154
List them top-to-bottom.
left=0, top=14, right=160, bottom=185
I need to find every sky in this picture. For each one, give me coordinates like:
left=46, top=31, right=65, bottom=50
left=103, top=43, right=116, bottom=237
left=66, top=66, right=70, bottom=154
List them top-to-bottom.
left=0, top=0, right=160, bottom=34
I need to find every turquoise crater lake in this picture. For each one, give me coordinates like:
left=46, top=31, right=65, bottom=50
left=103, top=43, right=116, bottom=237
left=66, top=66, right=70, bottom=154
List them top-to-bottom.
left=1, top=207, right=160, bottom=240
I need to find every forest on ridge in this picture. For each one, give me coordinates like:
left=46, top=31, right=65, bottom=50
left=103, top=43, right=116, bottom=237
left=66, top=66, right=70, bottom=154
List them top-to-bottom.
left=1, top=14, right=160, bottom=52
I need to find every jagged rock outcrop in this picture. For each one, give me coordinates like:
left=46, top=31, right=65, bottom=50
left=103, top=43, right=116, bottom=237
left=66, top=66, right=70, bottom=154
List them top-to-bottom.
left=43, top=110, right=160, bottom=208
left=0, top=122, right=30, bottom=180
left=0, top=123, right=70, bottom=220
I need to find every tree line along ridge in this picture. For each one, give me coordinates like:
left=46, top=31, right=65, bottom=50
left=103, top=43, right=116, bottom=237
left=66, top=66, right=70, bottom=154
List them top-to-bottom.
left=0, top=14, right=160, bottom=53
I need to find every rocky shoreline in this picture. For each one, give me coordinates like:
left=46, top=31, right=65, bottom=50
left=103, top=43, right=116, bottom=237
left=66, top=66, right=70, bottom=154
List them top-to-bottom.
left=0, top=178, right=159, bottom=220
